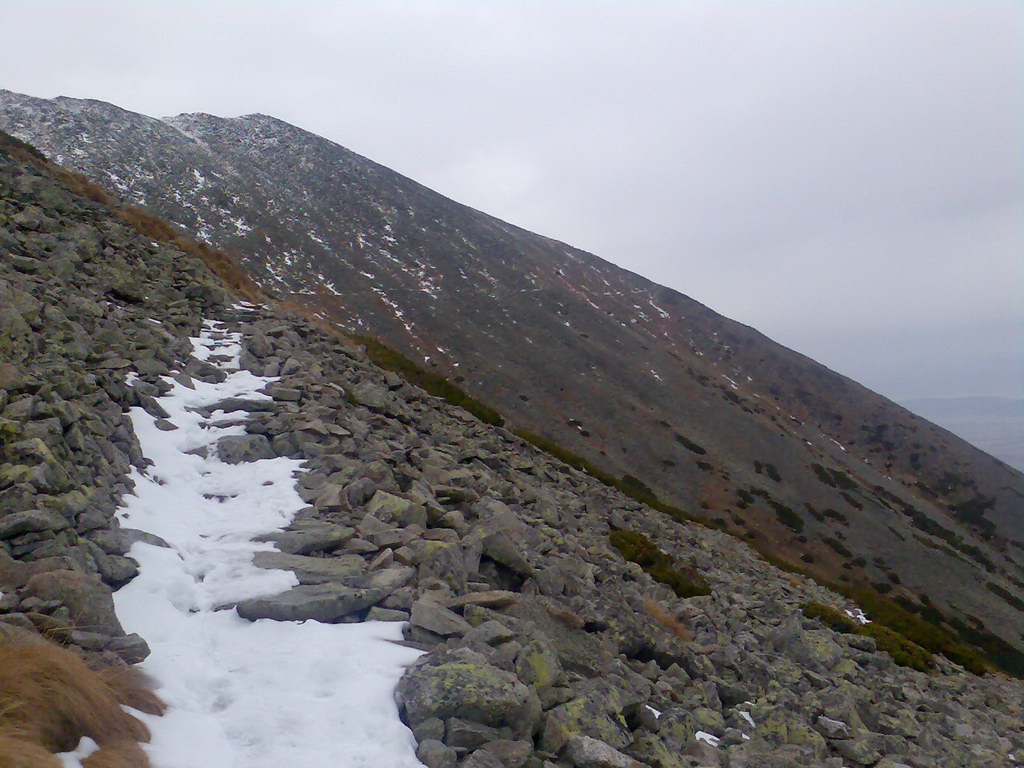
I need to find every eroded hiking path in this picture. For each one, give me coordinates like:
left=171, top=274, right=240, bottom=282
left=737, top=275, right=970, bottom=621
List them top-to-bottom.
left=111, top=308, right=423, bottom=768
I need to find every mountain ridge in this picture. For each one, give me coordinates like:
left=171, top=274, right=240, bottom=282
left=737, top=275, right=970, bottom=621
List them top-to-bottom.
left=1, top=89, right=1022, bottom=669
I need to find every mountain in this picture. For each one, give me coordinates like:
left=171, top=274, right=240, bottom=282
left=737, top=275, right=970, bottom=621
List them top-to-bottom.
left=1, top=90, right=1022, bottom=671
left=2, top=126, right=1023, bottom=767
left=902, top=397, right=1024, bottom=473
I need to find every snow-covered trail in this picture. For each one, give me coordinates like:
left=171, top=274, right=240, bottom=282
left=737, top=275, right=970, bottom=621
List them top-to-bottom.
left=108, top=317, right=423, bottom=768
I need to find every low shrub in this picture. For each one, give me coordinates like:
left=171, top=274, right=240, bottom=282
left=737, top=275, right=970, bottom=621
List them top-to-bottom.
left=350, top=334, right=505, bottom=427
left=673, top=432, right=706, bottom=455
left=810, top=462, right=858, bottom=491
left=609, top=529, right=711, bottom=598
left=822, top=537, right=852, bottom=557
left=986, top=582, right=1024, bottom=612
left=802, top=601, right=934, bottom=673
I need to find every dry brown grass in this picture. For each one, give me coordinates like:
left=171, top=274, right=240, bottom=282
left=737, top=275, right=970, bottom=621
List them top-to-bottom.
left=116, top=205, right=263, bottom=303
left=643, top=598, right=692, bottom=642
left=544, top=602, right=584, bottom=629
left=0, top=639, right=163, bottom=766
left=0, top=730, right=62, bottom=768
left=82, top=741, right=151, bottom=768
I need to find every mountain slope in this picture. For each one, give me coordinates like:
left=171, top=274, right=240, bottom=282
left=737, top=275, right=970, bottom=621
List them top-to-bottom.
left=2, top=89, right=1022, bottom=665
left=3, top=127, right=1024, bottom=767
left=902, top=397, right=1024, bottom=473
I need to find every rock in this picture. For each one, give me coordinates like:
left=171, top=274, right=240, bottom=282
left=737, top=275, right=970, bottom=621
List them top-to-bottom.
left=0, top=362, right=25, bottom=391
left=350, top=382, right=389, bottom=409
left=207, top=397, right=277, bottom=414
left=216, top=434, right=275, bottom=463
left=366, top=490, right=427, bottom=528
left=0, top=509, right=68, bottom=539
left=256, top=522, right=354, bottom=555
left=482, top=531, right=534, bottom=576
left=418, top=540, right=468, bottom=594
left=252, top=551, right=366, bottom=585
left=21, top=569, right=123, bottom=636
left=235, top=583, right=382, bottom=622
left=449, top=590, right=519, bottom=609
left=411, top=599, right=473, bottom=637
left=366, top=606, right=409, bottom=622
left=464, top=620, right=517, bottom=647
left=106, top=632, right=151, bottom=663
left=515, top=638, right=564, bottom=691
left=397, top=660, right=532, bottom=730
left=541, top=696, right=632, bottom=754
left=815, top=715, right=851, bottom=739
left=444, top=717, right=501, bottom=749
left=413, top=718, right=446, bottom=743
left=833, top=733, right=883, bottom=766
left=565, top=735, right=645, bottom=768
left=416, top=739, right=457, bottom=768
left=478, top=740, right=533, bottom=768
left=462, top=750, right=504, bottom=768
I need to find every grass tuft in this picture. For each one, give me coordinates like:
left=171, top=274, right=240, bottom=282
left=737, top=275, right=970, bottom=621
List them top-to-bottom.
left=609, top=529, right=711, bottom=598
left=642, top=598, right=692, bottom=642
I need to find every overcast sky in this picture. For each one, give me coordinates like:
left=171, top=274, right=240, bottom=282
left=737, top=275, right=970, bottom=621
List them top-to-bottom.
left=4, top=0, right=1022, bottom=400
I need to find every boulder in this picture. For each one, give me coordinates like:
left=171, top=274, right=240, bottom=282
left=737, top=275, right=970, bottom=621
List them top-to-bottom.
left=216, top=434, right=275, bottom=463
left=366, top=490, right=427, bottom=528
left=0, top=509, right=68, bottom=540
left=21, top=569, right=123, bottom=636
left=410, top=599, right=473, bottom=637
left=397, top=660, right=533, bottom=730
left=565, top=735, right=645, bottom=768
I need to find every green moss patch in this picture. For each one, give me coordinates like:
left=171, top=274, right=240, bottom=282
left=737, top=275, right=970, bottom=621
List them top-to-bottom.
left=609, top=529, right=710, bottom=598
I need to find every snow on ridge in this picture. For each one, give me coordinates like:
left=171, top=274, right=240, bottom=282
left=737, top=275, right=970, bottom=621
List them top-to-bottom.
left=107, top=319, right=423, bottom=768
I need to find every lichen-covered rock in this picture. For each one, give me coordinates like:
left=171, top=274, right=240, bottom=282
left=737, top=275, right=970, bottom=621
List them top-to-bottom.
left=215, top=434, right=275, bottom=463
left=21, top=569, right=124, bottom=637
left=397, top=660, right=532, bottom=730
left=565, top=735, right=645, bottom=768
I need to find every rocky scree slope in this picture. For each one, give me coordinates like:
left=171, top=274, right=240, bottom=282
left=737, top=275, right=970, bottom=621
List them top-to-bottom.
left=1, top=91, right=1021, bottom=668
left=1, top=131, right=1024, bottom=767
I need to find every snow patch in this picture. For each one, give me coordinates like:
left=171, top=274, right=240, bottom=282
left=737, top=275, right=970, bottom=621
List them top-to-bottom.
left=113, top=321, right=424, bottom=768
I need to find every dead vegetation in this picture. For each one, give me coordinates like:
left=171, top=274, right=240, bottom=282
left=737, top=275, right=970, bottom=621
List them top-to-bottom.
left=0, top=131, right=262, bottom=304
left=115, top=204, right=263, bottom=302
left=642, top=598, right=692, bottom=643
left=0, top=637, right=164, bottom=767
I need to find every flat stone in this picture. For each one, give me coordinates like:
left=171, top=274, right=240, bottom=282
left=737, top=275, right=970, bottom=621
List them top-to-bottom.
left=207, top=397, right=277, bottom=414
left=216, top=434, right=275, bottom=463
left=255, top=522, right=354, bottom=555
left=252, top=551, right=366, bottom=585
left=235, top=583, right=383, bottom=622
left=449, top=590, right=519, bottom=609
left=411, top=599, right=473, bottom=637
left=366, top=607, right=409, bottom=622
